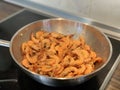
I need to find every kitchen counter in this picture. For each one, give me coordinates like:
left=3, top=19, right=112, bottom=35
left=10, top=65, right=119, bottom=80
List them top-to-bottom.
left=0, top=1, right=120, bottom=90
left=0, top=1, right=22, bottom=20
left=106, top=63, right=120, bottom=90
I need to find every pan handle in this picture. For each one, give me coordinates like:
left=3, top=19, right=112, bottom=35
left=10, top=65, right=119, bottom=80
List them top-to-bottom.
left=0, top=39, right=10, bottom=47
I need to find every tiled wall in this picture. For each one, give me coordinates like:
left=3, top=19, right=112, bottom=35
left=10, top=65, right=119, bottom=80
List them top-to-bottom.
left=31, top=0, right=120, bottom=27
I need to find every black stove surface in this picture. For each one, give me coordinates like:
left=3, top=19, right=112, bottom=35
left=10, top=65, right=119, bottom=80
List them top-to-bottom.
left=0, top=10, right=120, bottom=90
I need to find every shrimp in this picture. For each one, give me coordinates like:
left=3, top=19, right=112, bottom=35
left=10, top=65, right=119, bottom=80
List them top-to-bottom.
left=21, top=30, right=103, bottom=78
left=35, top=30, right=45, bottom=39
left=50, top=32, right=63, bottom=38
left=31, top=33, right=39, bottom=43
left=60, top=35, right=71, bottom=48
left=79, top=36, right=85, bottom=45
left=41, top=39, right=51, bottom=49
left=27, top=40, right=40, bottom=51
left=71, top=40, right=81, bottom=49
left=21, top=42, right=27, bottom=53
left=48, top=42, right=56, bottom=54
left=22, top=43, right=32, bottom=54
left=84, top=44, right=91, bottom=51
left=55, top=45, right=67, bottom=59
left=72, top=47, right=81, bottom=56
left=72, top=48, right=89, bottom=60
left=80, top=50, right=89, bottom=59
left=90, top=51, right=97, bottom=59
left=38, top=52, right=47, bottom=61
left=26, top=54, right=38, bottom=63
left=50, top=55, right=60, bottom=64
left=62, top=55, right=74, bottom=67
left=94, top=57, right=103, bottom=63
left=84, top=58, right=91, bottom=63
left=21, top=59, right=31, bottom=68
left=45, top=59, right=57, bottom=66
left=73, top=59, right=84, bottom=66
left=52, top=64, right=64, bottom=77
left=77, top=64, right=86, bottom=75
left=84, top=64, right=94, bottom=75
left=40, top=65, right=53, bottom=72
left=60, top=66, right=78, bottom=78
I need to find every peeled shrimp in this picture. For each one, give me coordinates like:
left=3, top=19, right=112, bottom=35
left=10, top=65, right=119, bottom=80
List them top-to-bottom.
left=21, top=30, right=103, bottom=78
left=26, top=54, right=38, bottom=63
left=21, top=59, right=31, bottom=68
left=84, top=64, right=94, bottom=75
left=60, top=66, right=78, bottom=78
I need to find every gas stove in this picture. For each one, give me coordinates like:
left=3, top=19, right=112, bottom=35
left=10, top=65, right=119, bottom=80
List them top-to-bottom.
left=0, top=9, right=120, bottom=90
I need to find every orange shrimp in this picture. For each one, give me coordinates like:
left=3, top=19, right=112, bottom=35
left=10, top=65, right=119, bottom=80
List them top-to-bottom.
left=21, top=30, right=103, bottom=78
left=35, top=30, right=45, bottom=39
left=31, top=33, right=39, bottom=43
left=41, top=39, right=51, bottom=49
left=80, top=50, right=89, bottom=59
left=26, top=54, right=38, bottom=63
left=62, top=55, right=74, bottom=67
left=21, top=59, right=31, bottom=68
left=73, top=59, right=84, bottom=66
left=52, top=64, right=64, bottom=77
left=77, top=64, right=86, bottom=75
left=84, top=64, right=94, bottom=75
left=40, top=65, right=53, bottom=72
left=60, top=66, right=78, bottom=78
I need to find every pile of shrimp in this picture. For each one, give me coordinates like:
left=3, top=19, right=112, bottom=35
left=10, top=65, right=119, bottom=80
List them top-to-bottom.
left=21, top=30, right=103, bottom=78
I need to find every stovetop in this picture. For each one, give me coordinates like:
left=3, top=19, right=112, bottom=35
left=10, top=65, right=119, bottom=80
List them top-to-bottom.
left=0, top=10, right=120, bottom=90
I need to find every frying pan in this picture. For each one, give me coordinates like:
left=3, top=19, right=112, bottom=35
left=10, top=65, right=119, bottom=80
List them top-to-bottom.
left=0, top=18, right=112, bottom=86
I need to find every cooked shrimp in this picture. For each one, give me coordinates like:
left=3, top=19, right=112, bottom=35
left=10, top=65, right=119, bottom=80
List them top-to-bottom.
left=21, top=30, right=103, bottom=78
left=35, top=30, right=45, bottom=39
left=31, top=33, right=39, bottom=43
left=79, top=36, right=85, bottom=45
left=41, top=39, right=51, bottom=49
left=71, top=40, right=81, bottom=49
left=27, top=41, right=40, bottom=51
left=21, top=42, right=27, bottom=53
left=48, top=42, right=56, bottom=54
left=22, top=43, right=31, bottom=54
left=80, top=50, right=89, bottom=59
left=90, top=51, right=97, bottom=59
left=26, top=54, right=38, bottom=63
left=62, top=55, right=74, bottom=67
left=94, top=57, right=103, bottom=63
left=21, top=59, right=31, bottom=68
left=73, top=59, right=84, bottom=66
left=52, top=64, right=64, bottom=77
left=78, top=64, right=86, bottom=74
left=84, top=64, right=94, bottom=75
left=40, top=65, right=53, bottom=72
left=60, top=66, right=78, bottom=77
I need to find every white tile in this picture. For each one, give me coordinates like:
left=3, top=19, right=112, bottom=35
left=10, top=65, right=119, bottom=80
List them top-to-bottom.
left=29, top=0, right=61, bottom=7
left=30, top=0, right=91, bottom=18
left=30, top=0, right=120, bottom=27
left=58, top=0, right=91, bottom=18
left=90, top=0, right=120, bottom=27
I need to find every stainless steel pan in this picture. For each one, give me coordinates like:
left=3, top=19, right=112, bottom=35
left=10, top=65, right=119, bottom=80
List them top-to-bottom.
left=0, top=18, right=112, bottom=86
